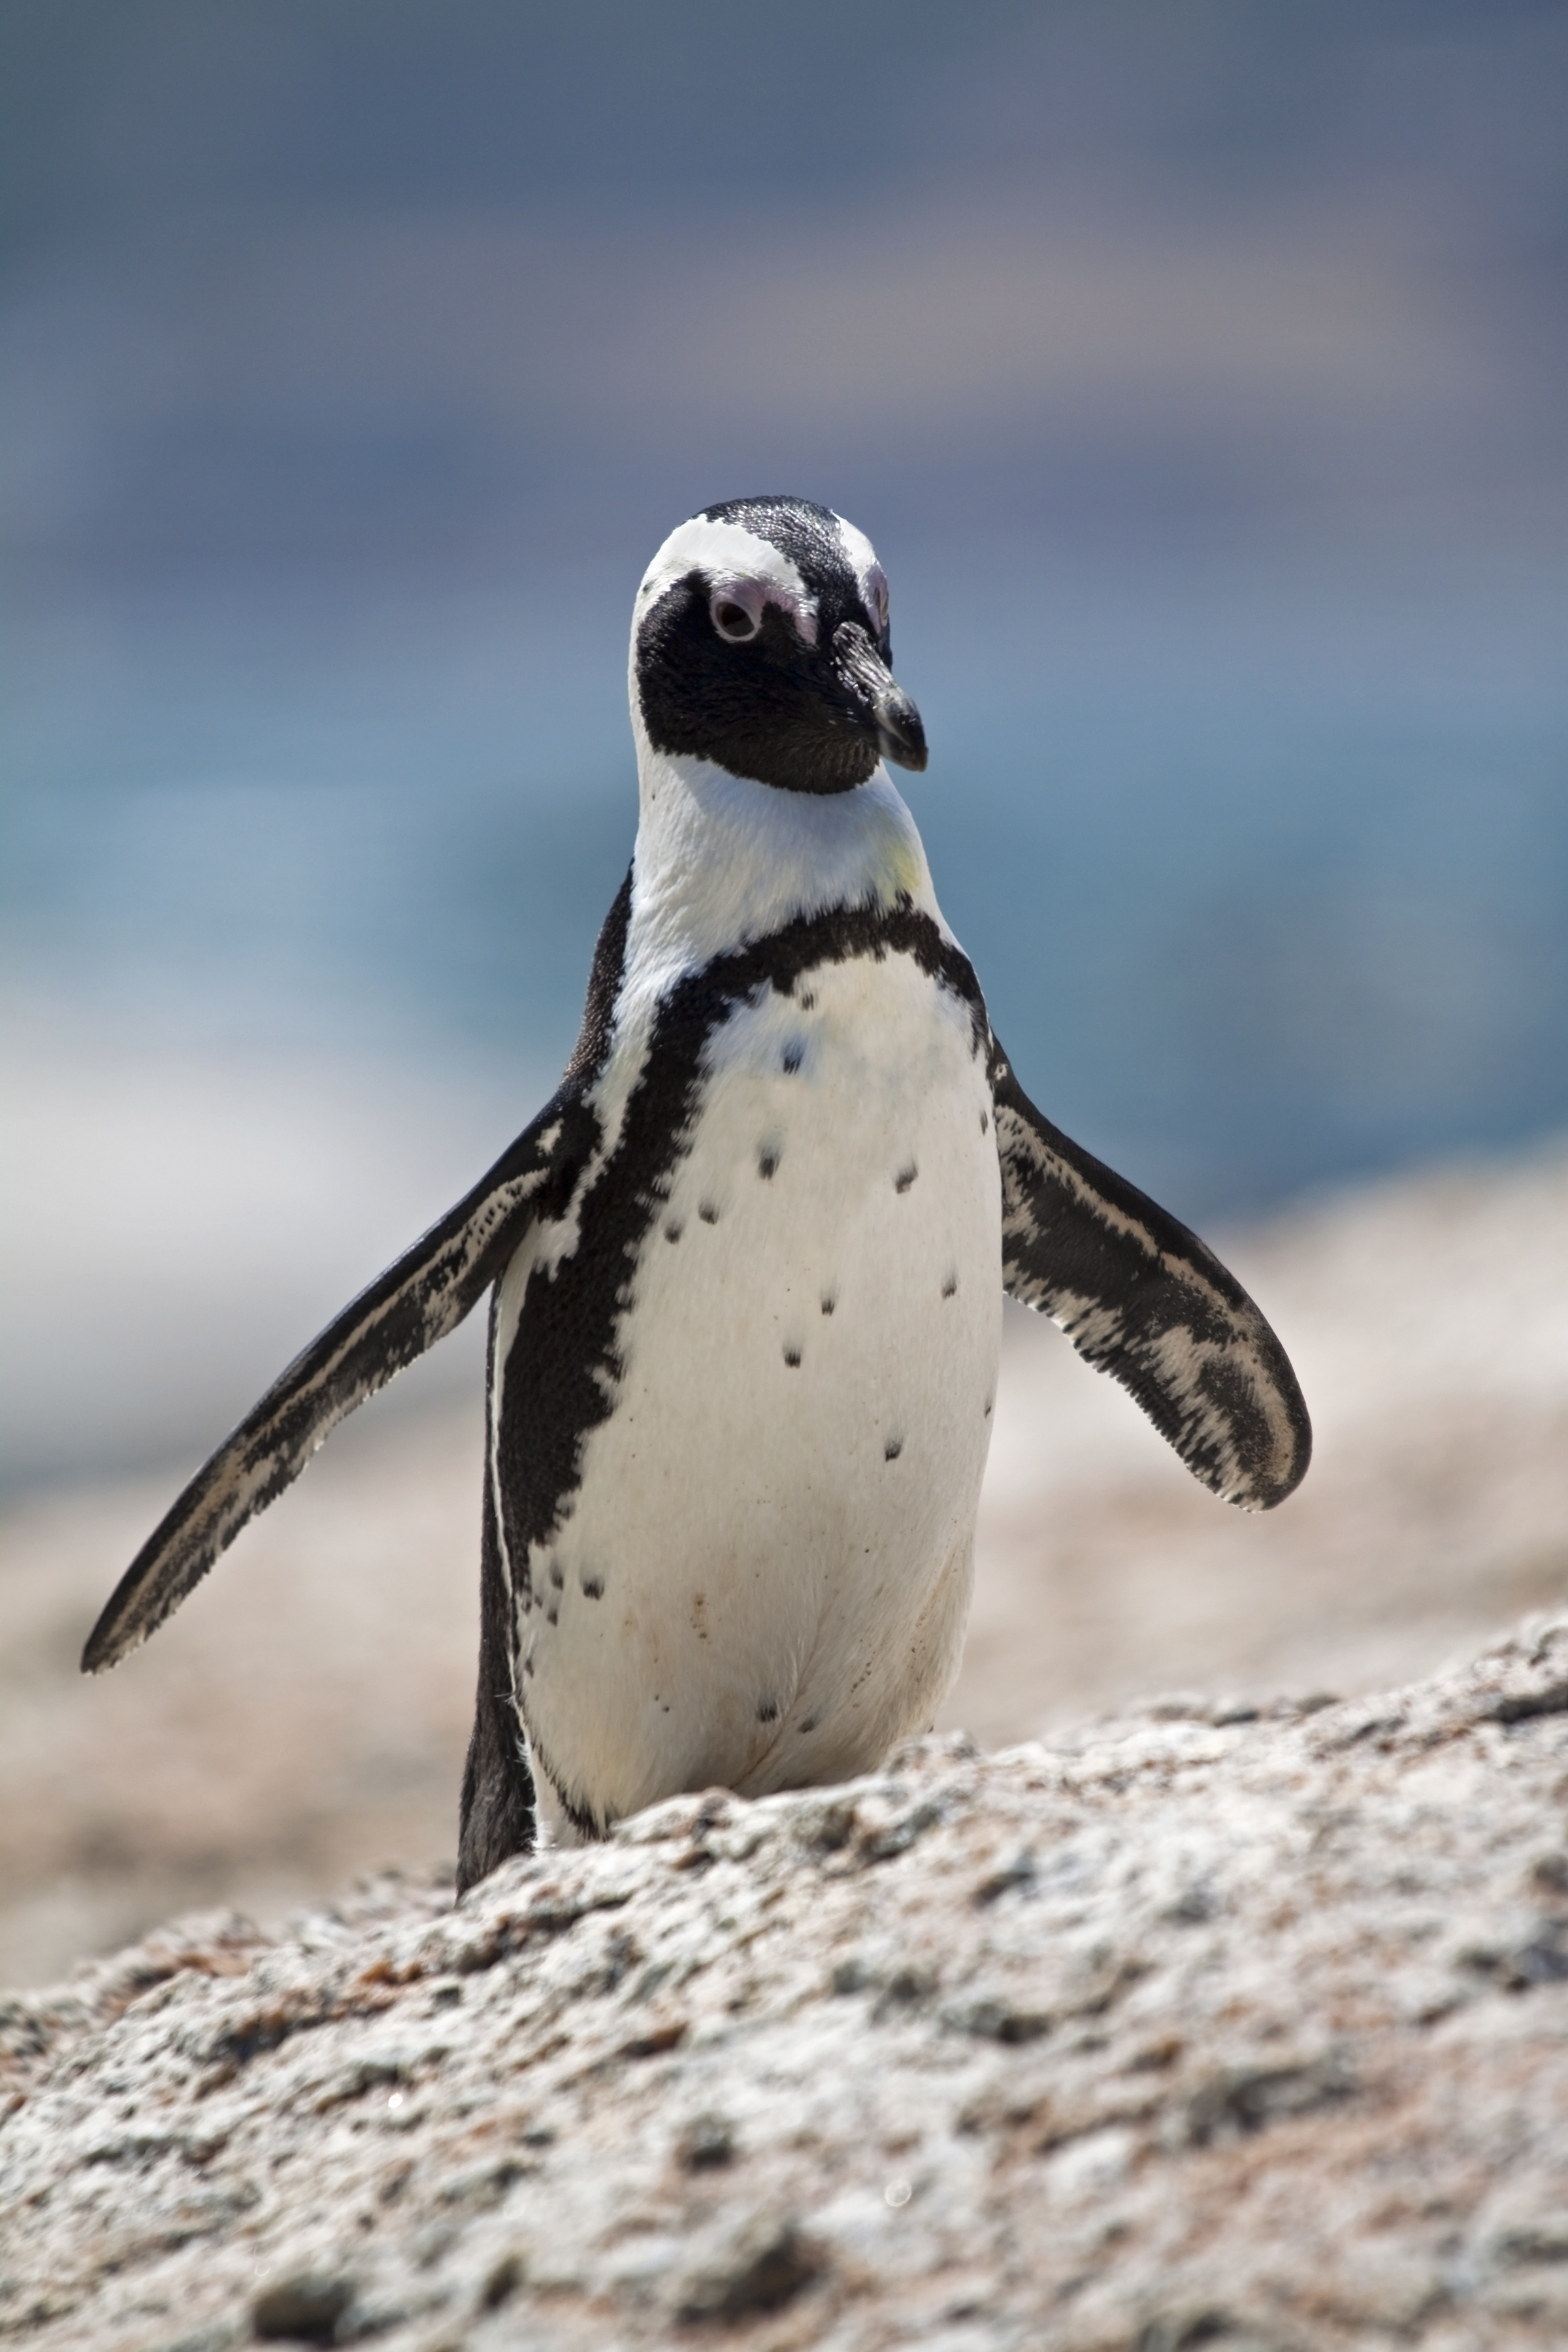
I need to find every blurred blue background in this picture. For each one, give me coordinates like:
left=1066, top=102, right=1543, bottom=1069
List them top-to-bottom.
left=3, top=0, right=1566, bottom=1483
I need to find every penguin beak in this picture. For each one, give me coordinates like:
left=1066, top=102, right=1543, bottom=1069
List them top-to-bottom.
left=832, top=622, right=928, bottom=774
left=872, top=678, right=928, bottom=773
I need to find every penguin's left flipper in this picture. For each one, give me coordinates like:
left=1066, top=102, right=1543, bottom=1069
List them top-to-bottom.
left=990, top=1050, right=1311, bottom=1510
left=82, top=1087, right=596, bottom=1674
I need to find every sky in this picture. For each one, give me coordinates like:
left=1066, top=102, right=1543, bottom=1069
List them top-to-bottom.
left=3, top=0, right=1566, bottom=1480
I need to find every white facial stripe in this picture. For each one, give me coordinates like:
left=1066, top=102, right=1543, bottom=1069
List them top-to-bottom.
left=637, top=507, right=887, bottom=655
left=827, top=514, right=889, bottom=638
left=834, top=514, right=879, bottom=583
left=638, top=515, right=811, bottom=612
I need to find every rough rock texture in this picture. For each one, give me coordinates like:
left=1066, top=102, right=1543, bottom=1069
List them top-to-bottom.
left=5, top=1143, right=1567, bottom=1989
left=5, top=1619, right=1568, bottom=2351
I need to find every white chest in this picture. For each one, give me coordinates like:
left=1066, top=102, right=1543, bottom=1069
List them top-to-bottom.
left=500, top=948, right=1002, bottom=1837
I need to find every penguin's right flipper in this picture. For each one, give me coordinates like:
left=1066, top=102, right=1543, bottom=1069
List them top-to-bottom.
left=82, top=1088, right=598, bottom=1675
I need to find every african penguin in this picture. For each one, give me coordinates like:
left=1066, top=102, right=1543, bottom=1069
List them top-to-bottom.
left=84, top=495, right=1311, bottom=1889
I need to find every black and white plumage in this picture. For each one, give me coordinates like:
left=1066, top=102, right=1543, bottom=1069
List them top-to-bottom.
left=84, top=496, right=1311, bottom=1889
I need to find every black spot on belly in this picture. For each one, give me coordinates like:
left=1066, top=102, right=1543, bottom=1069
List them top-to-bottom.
left=798, top=989, right=817, bottom=1011
left=781, top=1042, right=802, bottom=1074
left=980, top=1108, right=988, bottom=1134
left=758, top=1149, right=778, bottom=1180
left=894, top=1164, right=917, bottom=1193
left=698, top=1201, right=720, bottom=1224
left=664, top=1220, right=683, bottom=1243
left=941, top=1272, right=958, bottom=1299
left=821, top=1294, right=836, bottom=1316
left=783, top=1345, right=802, bottom=1367
left=984, top=1397, right=994, bottom=1418
left=884, top=1437, right=904, bottom=1461
left=548, top=1562, right=564, bottom=1590
left=580, top=1573, right=604, bottom=1600
left=546, top=1605, right=559, bottom=1626
left=757, top=1699, right=779, bottom=1723
left=797, top=1712, right=819, bottom=1735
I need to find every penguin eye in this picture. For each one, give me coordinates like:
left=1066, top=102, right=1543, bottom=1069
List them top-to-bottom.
left=711, top=594, right=762, bottom=644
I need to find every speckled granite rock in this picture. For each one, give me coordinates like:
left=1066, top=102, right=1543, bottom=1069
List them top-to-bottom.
left=5, top=1620, right=1568, bottom=2352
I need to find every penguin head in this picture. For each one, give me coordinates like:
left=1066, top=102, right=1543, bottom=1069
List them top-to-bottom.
left=631, top=497, right=926, bottom=796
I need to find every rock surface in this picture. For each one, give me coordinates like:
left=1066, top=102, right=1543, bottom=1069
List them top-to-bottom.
left=5, top=1618, right=1568, bottom=2351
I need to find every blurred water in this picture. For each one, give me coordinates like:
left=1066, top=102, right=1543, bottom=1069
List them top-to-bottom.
left=3, top=0, right=1565, bottom=1484
left=8, top=544, right=1565, bottom=1199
